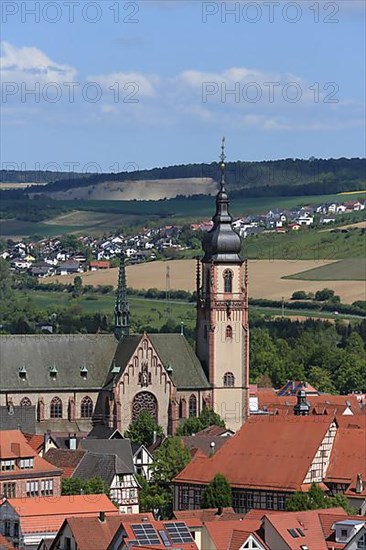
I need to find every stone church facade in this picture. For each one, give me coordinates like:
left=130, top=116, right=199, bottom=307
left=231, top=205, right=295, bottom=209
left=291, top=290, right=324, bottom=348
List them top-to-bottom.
left=0, top=142, right=249, bottom=434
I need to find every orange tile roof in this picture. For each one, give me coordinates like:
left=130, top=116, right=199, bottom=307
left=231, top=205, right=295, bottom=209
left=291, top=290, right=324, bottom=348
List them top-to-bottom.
left=257, top=390, right=362, bottom=414
left=175, top=416, right=334, bottom=491
left=325, top=421, right=366, bottom=484
left=0, top=430, right=37, bottom=459
left=0, top=430, right=62, bottom=478
left=23, top=433, right=45, bottom=453
left=4, top=494, right=118, bottom=534
left=174, top=507, right=245, bottom=522
left=264, top=510, right=330, bottom=550
left=66, top=516, right=122, bottom=550
left=122, top=519, right=198, bottom=550
left=205, top=519, right=261, bottom=550
left=229, top=529, right=269, bottom=550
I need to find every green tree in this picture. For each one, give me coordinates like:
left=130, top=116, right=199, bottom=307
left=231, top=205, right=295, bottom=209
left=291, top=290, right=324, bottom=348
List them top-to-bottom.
left=73, top=275, right=83, bottom=298
left=315, top=288, right=335, bottom=301
left=307, top=366, right=336, bottom=393
left=176, top=408, right=225, bottom=436
left=124, top=410, right=164, bottom=447
left=151, top=437, right=191, bottom=482
left=201, top=474, right=232, bottom=509
left=137, top=475, right=172, bottom=519
left=61, top=476, right=110, bottom=496
left=286, top=483, right=354, bottom=513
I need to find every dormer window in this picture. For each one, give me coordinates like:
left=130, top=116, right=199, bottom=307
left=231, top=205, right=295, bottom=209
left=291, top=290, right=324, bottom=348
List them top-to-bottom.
left=111, top=361, right=120, bottom=374
left=80, top=363, right=88, bottom=379
left=49, top=364, right=57, bottom=379
left=19, top=365, right=27, bottom=380
left=19, top=458, right=34, bottom=470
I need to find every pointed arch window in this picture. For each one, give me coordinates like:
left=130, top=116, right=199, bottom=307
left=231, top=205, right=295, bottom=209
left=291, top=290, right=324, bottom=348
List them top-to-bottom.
left=223, top=270, right=233, bottom=293
left=225, top=325, right=233, bottom=339
left=223, top=372, right=235, bottom=387
left=189, top=394, right=197, bottom=417
left=80, top=396, right=93, bottom=418
left=20, top=397, right=32, bottom=407
left=50, top=397, right=62, bottom=419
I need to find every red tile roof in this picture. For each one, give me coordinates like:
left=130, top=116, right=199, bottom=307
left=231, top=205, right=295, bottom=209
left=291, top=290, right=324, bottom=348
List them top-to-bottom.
left=257, top=390, right=362, bottom=415
left=175, top=416, right=334, bottom=491
left=325, top=419, right=366, bottom=484
left=0, top=430, right=62, bottom=478
left=23, top=433, right=45, bottom=454
left=43, top=449, right=85, bottom=478
left=4, top=494, right=118, bottom=534
left=174, top=507, right=245, bottom=522
left=264, top=509, right=331, bottom=550
left=63, top=516, right=122, bottom=550
left=121, top=519, right=198, bottom=550
left=204, top=519, right=262, bottom=550
left=229, top=529, right=269, bottom=550
left=0, top=534, right=16, bottom=550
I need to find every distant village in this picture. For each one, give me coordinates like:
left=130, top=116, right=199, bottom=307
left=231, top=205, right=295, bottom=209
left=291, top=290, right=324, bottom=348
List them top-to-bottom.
left=2, top=198, right=364, bottom=279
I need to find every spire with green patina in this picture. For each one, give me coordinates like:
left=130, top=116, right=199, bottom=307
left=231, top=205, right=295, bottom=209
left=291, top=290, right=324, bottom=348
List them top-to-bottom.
left=114, top=252, right=130, bottom=340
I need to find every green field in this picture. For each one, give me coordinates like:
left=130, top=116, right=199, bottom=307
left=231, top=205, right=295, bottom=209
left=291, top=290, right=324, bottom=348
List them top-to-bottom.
left=1, top=190, right=365, bottom=238
left=244, top=226, right=365, bottom=260
left=285, top=258, right=366, bottom=281
left=23, top=290, right=363, bottom=328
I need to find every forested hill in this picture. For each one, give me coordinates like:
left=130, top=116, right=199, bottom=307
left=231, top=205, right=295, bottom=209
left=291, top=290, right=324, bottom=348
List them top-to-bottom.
left=2, top=157, right=365, bottom=198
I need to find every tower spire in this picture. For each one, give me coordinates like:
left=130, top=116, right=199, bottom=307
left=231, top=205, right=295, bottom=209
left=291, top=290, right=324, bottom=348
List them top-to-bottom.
left=219, top=136, right=226, bottom=187
left=114, top=252, right=130, bottom=340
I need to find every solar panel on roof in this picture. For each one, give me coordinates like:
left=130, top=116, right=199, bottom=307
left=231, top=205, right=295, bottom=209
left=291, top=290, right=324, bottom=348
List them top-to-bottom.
left=163, top=522, right=193, bottom=544
left=131, top=523, right=160, bottom=546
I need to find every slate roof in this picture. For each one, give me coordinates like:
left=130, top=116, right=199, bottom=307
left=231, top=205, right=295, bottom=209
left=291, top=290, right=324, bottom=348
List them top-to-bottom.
left=105, top=333, right=210, bottom=390
left=0, top=334, right=117, bottom=391
left=148, top=334, right=210, bottom=389
left=0, top=405, right=36, bottom=433
left=87, top=425, right=123, bottom=440
left=80, top=438, right=134, bottom=472
left=73, top=452, right=128, bottom=485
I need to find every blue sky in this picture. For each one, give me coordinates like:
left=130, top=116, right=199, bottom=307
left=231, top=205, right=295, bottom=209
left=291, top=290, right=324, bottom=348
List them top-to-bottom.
left=1, top=0, right=365, bottom=172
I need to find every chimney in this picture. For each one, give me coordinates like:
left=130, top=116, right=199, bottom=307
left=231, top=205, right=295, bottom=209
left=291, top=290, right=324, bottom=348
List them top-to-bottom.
left=69, top=433, right=77, bottom=450
left=356, top=473, right=363, bottom=494
left=216, top=506, right=224, bottom=517
left=99, top=511, right=106, bottom=523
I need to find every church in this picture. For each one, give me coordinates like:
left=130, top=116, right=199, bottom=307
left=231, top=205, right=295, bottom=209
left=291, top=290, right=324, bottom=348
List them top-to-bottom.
left=0, top=143, right=250, bottom=434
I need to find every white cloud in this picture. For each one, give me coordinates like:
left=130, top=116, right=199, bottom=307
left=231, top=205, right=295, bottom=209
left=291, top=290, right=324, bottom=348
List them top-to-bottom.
left=0, top=41, right=77, bottom=83
left=89, top=71, right=160, bottom=98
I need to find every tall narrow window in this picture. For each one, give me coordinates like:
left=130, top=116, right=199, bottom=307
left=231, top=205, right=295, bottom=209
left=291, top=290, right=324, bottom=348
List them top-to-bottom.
left=223, top=270, right=233, bottom=293
left=225, top=325, right=233, bottom=339
left=223, top=372, right=235, bottom=387
left=189, top=394, right=197, bottom=417
left=80, top=396, right=93, bottom=418
left=50, top=397, right=62, bottom=419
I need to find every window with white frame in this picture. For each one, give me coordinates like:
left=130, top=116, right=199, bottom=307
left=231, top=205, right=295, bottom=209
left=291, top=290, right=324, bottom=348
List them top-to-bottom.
left=19, top=457, right=34, bottom=469
left=1, top=460, right=15, bottom=471
left=41, top=479, right=53, bottom=496
left=26, top=480, right=39, bottom=497
left=357, top=533, right=366, bottom=549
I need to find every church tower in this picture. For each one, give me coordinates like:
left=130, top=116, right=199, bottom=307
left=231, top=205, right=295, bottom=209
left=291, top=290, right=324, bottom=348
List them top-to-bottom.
left=196, top=138, right=249, bottom=430
left=114, top=253, right=130, bottom=340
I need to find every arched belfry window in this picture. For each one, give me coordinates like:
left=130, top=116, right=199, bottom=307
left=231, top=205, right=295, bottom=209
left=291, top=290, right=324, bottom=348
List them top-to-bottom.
left=223, top=270, right=233, bottom=293
left=226, top=325, right=233, bottom=339
left=223, top=372, right=235, bottom=387
left=189, top=394, right=197, bottom=417
left=80, top=396, right=93, bottom=418
left=50, top=397, right=62, bottom=419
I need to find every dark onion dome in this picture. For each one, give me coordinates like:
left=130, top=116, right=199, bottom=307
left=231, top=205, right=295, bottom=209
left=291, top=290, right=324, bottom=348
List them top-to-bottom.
left=202, top=142, right=242, bottom=263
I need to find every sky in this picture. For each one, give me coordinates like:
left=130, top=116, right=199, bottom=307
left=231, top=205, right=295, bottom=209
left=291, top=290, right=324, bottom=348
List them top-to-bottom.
left=1, top=0, right=365, bottom=173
